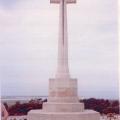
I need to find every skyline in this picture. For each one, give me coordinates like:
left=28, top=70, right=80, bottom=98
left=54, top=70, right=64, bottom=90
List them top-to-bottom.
left=0, top=0, right=118, bottom=99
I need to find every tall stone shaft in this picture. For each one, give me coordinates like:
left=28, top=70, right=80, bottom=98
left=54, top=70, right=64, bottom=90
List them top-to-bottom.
left=56, top=0, right=69, bottom=79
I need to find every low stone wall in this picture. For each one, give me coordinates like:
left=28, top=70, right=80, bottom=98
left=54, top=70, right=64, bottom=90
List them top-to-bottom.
left=7, top=115, right=120, bottom=120
left=7, top=116, right=27, bottom=120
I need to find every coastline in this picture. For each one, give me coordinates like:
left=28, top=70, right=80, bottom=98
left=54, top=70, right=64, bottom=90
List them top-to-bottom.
left=1, top=96, right=47, bottom=106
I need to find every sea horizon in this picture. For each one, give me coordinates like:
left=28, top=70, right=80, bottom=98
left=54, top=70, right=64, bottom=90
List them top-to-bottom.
left=1, top=95, right=119, bottom=101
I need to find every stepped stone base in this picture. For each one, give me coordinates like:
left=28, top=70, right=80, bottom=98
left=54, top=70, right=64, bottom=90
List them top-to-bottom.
left=27, top=78, right=100, bottom=120
left=28, top=110, right=100, bottom=120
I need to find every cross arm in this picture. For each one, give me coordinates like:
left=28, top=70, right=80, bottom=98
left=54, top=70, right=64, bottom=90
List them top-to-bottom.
left=50, top=0, right=76, bottom=4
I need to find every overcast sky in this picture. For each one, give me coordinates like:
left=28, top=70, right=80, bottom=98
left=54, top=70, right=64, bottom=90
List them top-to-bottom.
left=0, top=0, right=118, bottom=99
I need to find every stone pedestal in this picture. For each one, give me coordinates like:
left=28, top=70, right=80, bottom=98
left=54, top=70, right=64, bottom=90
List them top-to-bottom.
left=48, top=79, right=78, bottom=103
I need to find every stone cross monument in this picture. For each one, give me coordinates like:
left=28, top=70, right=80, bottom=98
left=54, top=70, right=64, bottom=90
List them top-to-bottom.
left=28, top=0, right=100, bottom=120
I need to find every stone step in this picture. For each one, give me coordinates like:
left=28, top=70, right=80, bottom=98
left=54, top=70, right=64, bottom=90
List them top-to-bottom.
left=43, top=102, right=84, bottom=112
left=28, top=110, right=100, bottom=120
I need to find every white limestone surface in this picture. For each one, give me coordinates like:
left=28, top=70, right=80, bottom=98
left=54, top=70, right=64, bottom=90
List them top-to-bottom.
left=43, top=102, right=84, bottom=112
left=28, top=110, right=100, bottom=120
